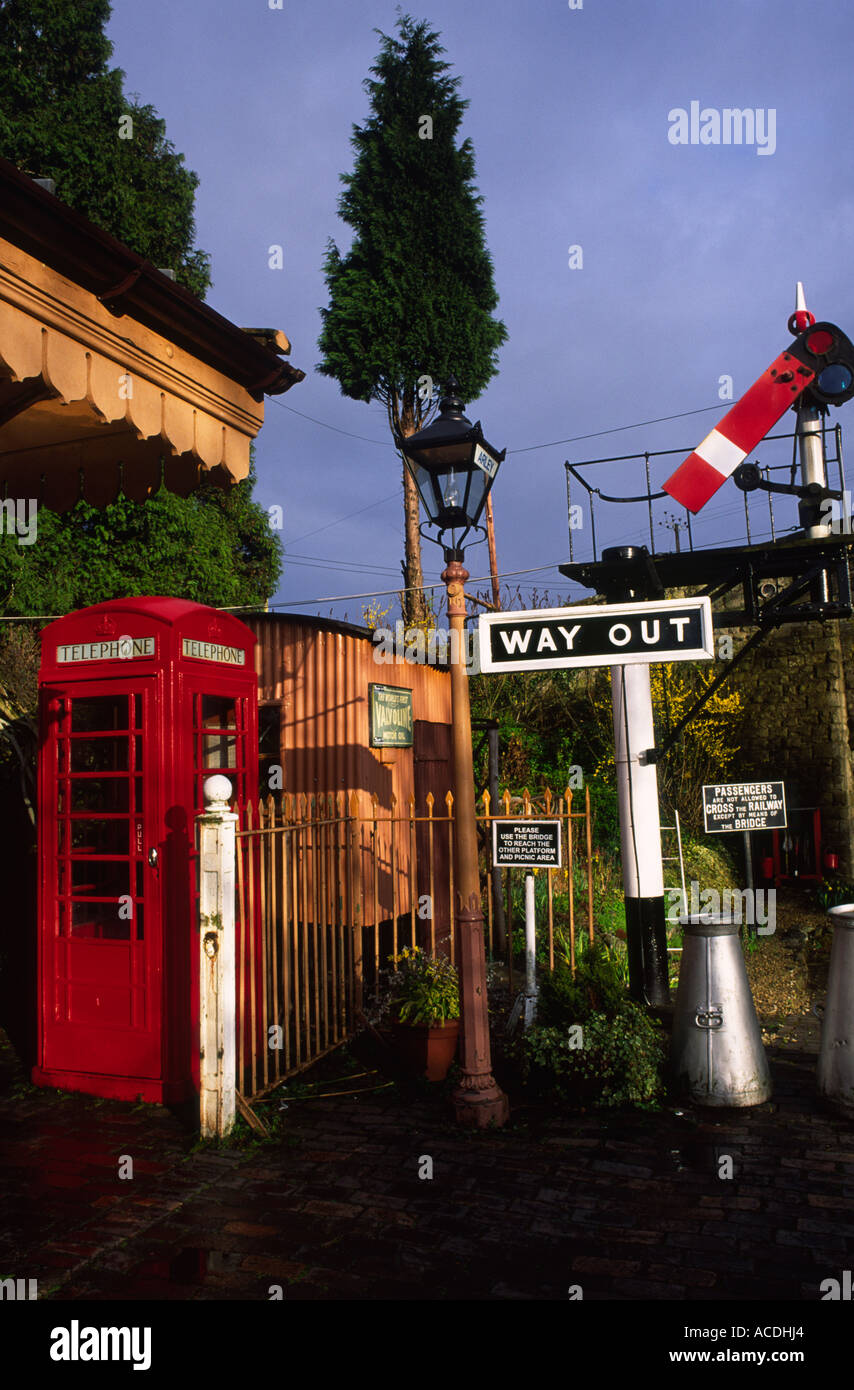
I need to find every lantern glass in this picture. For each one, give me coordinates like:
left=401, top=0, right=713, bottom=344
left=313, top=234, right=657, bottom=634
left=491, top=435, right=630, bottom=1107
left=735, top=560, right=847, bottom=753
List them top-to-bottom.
left=399, top=384, right=503, bottom=534
left=409, top=462, right=442, bottom=522
left=465, top=465, right=489, bottom=526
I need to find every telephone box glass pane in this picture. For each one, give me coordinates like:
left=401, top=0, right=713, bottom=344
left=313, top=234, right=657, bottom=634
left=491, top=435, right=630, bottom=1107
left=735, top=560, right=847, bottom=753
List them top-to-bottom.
left=71, top=695, right=129, bottom=732
left=201, top=696, right=236, bottom=729
left=202, top=733, right=237, bottom=768
left=70, top=737, right=129, bottom=773
left=71, top=779, right=130, bottom=813
left=70, top=820, right=130, bottom=856
left=71, top=861, right=130, bottom=897
left=70, top=901, right=131, bottom=940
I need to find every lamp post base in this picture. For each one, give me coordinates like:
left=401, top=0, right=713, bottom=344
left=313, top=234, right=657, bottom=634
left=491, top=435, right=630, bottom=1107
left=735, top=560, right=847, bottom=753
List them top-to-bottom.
left=452, top=1078, right=510, bottom=1129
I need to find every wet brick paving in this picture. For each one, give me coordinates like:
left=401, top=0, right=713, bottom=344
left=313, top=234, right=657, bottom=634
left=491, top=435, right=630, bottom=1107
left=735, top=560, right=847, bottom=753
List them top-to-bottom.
left=1, top=1034, right=853, bottom=1301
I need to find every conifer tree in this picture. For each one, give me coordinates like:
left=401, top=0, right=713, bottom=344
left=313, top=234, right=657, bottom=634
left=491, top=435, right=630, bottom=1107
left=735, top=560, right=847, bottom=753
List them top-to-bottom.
left=0, top=0, right=211, bottom=297
left=317, top=13, right=506, bottom=623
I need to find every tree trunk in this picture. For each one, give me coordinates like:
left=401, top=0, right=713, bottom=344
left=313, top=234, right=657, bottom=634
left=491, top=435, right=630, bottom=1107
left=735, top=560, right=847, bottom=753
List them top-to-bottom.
left=398, top=399, right=428, bottom=627
left=402, top=464, right=427, bottom=625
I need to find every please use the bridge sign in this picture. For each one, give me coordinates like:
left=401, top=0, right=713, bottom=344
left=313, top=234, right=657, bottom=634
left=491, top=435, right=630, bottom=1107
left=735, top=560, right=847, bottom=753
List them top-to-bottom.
left=478, top=598, right=714, bottom=673
left=492, top=820, right=562, bottom=869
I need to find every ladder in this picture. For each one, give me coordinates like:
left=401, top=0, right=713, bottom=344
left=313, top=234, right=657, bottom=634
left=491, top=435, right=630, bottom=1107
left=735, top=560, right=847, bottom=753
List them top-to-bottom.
left=661, top=810, right=687, bottom=949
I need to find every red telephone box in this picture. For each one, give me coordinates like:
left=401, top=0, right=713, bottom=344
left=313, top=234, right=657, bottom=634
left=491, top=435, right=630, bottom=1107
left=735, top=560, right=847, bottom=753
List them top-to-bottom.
left=32, top=597, right=258, bottom=1104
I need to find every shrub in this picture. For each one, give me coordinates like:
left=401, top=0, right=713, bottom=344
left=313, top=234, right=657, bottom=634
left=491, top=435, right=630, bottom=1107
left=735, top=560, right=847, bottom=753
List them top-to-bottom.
left=514, top=938, right=666, bottom=1108
left=537, top=939, right=627, bottom=1026
left=517, top=1007, right=666, bottom=1108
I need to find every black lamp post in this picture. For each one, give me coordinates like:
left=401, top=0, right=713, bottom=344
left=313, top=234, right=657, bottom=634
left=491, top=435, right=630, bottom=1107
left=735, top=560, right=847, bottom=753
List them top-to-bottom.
left=398, top=381, right=509, bottom=1129
left=400, top=381, right=505, bottom=550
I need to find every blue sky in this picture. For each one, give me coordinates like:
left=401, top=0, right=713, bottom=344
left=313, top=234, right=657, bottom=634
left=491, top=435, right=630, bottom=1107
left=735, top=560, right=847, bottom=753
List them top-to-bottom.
left=107, top=0, right=854, bottom=620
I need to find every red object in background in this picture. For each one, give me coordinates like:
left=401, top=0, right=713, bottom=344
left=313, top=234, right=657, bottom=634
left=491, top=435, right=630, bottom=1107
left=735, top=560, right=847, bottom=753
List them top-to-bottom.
left=32, top=598, right=259, bottom=1104
left=770, top=807, right=822, bottom=884
left=825, top=851, right=839, bottom=872
left=761, top=856, right=775, bottom=881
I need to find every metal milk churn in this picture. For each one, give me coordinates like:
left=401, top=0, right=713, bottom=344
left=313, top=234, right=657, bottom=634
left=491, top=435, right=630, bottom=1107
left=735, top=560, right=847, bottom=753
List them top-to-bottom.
left=817, top=905, right=854, bottom=1117
left=671, top=913, right=772, bottom=1106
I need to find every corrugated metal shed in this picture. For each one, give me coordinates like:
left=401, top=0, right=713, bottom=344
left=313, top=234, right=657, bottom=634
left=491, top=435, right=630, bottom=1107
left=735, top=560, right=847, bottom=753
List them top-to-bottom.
left=245, top=611, right=451, bottom=803
left=243, top=612, right=454, bottom=936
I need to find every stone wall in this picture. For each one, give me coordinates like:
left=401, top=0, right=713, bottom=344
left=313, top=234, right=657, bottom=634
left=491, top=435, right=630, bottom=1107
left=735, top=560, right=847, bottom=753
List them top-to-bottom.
left=715, top=604, right=854, bottom=876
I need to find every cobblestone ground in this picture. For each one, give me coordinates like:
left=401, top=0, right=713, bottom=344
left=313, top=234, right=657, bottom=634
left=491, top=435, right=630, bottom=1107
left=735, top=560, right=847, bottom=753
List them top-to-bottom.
left=1, top=1020, right=852, bottom=1303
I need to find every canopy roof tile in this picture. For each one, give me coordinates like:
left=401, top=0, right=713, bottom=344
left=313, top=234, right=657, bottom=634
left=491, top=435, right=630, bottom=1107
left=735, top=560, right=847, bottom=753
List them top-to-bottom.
left=0, top=157, right=305, bottom=510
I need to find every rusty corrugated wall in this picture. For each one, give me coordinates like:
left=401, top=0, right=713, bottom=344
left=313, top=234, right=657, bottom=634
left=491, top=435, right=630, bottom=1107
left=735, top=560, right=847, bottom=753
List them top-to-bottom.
left=245, top=612, right=451, bottom=804
left=243, top=613, right=454, bottom=929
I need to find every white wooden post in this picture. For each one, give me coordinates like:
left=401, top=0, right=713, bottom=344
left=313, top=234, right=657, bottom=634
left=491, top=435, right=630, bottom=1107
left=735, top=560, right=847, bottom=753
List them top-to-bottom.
left=197, top=774, right=237, bottom=1138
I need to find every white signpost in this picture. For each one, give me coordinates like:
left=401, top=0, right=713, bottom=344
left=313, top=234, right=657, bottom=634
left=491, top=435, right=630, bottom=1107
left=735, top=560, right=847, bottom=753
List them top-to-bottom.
left=479, top=595, right=714, bottom=1006
left=493, top=820, right=562, bottom=1033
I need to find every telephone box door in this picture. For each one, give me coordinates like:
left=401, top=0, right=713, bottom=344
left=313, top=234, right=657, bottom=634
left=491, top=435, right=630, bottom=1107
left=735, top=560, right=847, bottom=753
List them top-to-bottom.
left=40, top=681, right=161, bottom=1080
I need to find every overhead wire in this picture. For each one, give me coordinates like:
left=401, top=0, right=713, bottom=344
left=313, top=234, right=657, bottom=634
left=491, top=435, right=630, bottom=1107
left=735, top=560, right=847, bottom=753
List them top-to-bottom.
left=273, top=391, right=729, bottom=456
left=0, top=395, right=800, bottom=623
left=0, top=560, right=579, bottom=623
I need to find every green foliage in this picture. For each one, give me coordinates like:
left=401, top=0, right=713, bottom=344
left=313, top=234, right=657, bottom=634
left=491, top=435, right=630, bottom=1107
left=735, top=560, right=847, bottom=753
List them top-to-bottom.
left=0, top=0, right=210, bottom=297
left=317, top=13, right=506, bottom=424
left=0, top=463, right=281, bottom=615
left=469, top=653, right=745, bottom=837
left=470, top=666, right=598, bottom=793
left=586, top=782, right=621, bottom=858
left=661, top=832, right=741, bottom=897
left=512, top=937, right=666, bottom=1108
left=537, top=940, right=628, bottom=1027
left=387, top=945, right=459, bottom=1026
left=517, top=1009, right=666, bottom=1108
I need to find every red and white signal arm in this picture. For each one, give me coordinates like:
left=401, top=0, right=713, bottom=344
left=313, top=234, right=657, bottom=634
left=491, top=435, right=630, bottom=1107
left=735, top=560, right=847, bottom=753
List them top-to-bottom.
left=664, top=320, right=854, bottom=512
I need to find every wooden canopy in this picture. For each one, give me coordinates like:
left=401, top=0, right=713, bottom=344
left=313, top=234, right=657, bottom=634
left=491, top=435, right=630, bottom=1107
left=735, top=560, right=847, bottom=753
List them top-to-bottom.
left=0, top=158, right=305, bottom=511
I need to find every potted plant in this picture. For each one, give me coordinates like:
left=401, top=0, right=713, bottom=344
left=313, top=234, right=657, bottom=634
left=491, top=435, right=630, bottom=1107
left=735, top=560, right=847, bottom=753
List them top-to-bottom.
left=388, top=946, right=460, bottom=1081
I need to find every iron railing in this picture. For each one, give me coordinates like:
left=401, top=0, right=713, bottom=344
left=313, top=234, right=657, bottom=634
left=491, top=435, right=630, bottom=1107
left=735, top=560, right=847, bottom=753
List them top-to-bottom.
left=234, top=785, right=596, bottom=1100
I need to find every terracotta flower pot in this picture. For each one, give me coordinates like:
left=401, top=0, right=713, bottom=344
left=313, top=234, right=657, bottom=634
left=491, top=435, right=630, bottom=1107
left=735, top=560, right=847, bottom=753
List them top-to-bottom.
left=392, top=1018, right=460, bottom=1081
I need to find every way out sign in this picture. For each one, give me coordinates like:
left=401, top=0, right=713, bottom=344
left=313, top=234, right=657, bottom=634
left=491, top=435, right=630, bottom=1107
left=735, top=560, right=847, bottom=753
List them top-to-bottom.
left=478, top=598, right=714, bottom=672
left=703, top=781, right=787, bottom=833
left=493, top=820, right=562, bottom=869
